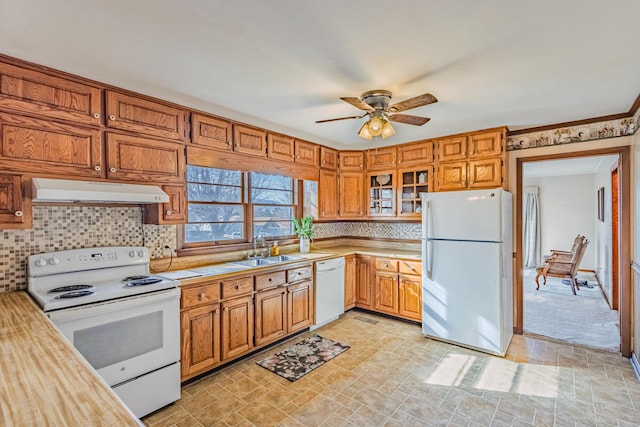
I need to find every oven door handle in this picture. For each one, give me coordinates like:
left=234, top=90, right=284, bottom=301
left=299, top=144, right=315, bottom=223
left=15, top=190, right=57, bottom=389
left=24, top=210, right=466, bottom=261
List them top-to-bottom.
left=48, top=287, right=180, bottom=323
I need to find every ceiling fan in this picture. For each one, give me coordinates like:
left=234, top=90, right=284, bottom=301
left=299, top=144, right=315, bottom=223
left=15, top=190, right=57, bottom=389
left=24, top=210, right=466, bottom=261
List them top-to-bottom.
left=316, top=90, right=437, bottom=140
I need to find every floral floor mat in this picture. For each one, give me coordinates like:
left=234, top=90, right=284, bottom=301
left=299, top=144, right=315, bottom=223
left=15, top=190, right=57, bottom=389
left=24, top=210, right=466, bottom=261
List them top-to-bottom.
left=256, top=334, right=350, bottom=382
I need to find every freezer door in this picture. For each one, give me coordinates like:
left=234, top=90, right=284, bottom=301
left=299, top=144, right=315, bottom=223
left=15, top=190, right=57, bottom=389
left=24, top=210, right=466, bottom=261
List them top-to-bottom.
left=422, top=189, right=504, bottom=242
left=422, top=240, right=506, bottom=355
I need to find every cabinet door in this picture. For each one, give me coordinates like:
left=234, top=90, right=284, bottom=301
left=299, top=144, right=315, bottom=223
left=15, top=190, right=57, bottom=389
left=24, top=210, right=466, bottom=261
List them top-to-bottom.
left=0, top=62, right=101, bottom=126
left=106, top=91, right=185, bottom=140
left=0, top=113, right=103, bottom=178
left=191, top=113, right=232, bottom=151
left=233, top=125, right=266, bottom=157
left=468, top=130, right=502, bottom=159
left=105, top=133, right=185, bottom=183
left=267, top=133, right=294, bottom=162
left=437, top=136, right=467, bottom=162
left=294, top=139, right=319, bottom=166
left=397, top=141, right=433, bottom=167
left=320, top=146, right=338, bottom=169
left=366, top=147, right=396, bottom=170
left=339, top=151, right=365, bottom=171
left=468, top=158, right=502, bottom=189
left=436, top=162, right=467, bottom=191
left=398, top=167, right=432, bottom=218
left=319, top=169, right=338, bottom=219
left=367, top=171, right=396, bottom=217
left=339, top=172, right=365, bottom=218
left=0, top=174, right=30, bottom=228
left=162, top=184, right=186, bottom=222
left=344, top=255, right=356, bottom=310
left=355, top=255, right=372, bottom=308
left=374, top=272, right=399, bottom=315
left=399, top=275, right=422, bottom=321
left=287, top=280, right=313, bottom=333
left=255, top=287, right=287, bottom=345
left=221, top=295, right=254, bottom=360
left=181, top=303, right=221, bottom=379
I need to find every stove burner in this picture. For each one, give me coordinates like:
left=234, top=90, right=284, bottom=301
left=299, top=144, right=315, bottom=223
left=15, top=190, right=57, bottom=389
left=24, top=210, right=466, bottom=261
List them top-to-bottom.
left=122, top=275, right=150, bottom=281
left=126, top=278, right=163, bottom=287
left=49, top=284, right=93, bottom=293
left=55, top=290, right=94, bottom=299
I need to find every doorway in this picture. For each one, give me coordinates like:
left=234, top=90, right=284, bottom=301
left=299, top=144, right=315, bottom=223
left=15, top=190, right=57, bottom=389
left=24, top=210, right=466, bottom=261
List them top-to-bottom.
left=515, top=146, right=631, bottom=356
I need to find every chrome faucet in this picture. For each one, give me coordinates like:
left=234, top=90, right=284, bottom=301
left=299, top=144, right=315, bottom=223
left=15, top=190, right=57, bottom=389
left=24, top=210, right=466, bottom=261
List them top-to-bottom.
left=251, top=234, right=265, bottom=258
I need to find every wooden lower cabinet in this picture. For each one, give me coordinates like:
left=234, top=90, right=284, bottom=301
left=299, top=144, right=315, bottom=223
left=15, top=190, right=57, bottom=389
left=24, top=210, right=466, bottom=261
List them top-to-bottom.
left=344, top=255, right=356, bottom=310
left=355, top=255, right=372, bottom=308
left=374, top=272, right=399, bottom=315
left=399, top=275, right=422, bottom=321
left=288, top=280, right=313, bottom=333
left=254, top=287, right=287, bottom=346
left=221, top=295, right=254, bottom=360
left=181, top=303, right=221, bottom=378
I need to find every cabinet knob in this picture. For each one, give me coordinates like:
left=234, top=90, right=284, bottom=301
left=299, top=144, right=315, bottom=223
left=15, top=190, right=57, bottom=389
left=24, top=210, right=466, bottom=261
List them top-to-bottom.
left=93, top=113, right=100, bottom=119
left=108, top=115, right=116, bottom=121
left=235, top=143, right=240, bottom=148
left=296, top=155, right=300, bottom=159
left=322, top=160, right=325, bottom=164
left=398, top=160, right=402, bottom=164
left=360, top=164, right=363, bottom=168
left=94, top=165, right=101, bottom=171
left=110, top=167, right=117, bottom=173
left=14, top=210, right=23, bottom=217
left=166, top=210, right=172, bottom=215
left=321, top=211, right=325, bottom=215
left=268, top=278, right=272, bottom=282
left=235, top=285, right=241, bottom=290
left=199, top=293, right=206, bottom=300
left=224, top=307, right=229, bottom=311
left=215, top=309, right=220, bottom=314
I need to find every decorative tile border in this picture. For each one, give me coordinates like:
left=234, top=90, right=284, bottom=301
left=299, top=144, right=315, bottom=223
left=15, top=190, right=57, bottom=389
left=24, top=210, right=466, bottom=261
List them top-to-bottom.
left=315, top=222, right=421, bottom=240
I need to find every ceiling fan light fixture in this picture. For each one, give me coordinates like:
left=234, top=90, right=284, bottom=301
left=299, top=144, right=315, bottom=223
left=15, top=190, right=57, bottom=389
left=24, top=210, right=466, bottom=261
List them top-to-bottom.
left=368, top=116, right=384, bottom=136
left=358, top=121, right=373, bottom=140
left=381, top=121, right=396, bottom=139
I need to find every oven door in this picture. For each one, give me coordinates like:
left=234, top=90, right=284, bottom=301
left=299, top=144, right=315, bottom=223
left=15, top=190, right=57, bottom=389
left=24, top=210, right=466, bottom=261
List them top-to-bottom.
left=48, top=287, right=180, bottom=387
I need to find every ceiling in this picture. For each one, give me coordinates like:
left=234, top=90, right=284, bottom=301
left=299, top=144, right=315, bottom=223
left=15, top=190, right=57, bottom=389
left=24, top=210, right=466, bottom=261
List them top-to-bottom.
left=1, top=1, right=639, bottom=150
left=523, top=155, right=619, bottom=178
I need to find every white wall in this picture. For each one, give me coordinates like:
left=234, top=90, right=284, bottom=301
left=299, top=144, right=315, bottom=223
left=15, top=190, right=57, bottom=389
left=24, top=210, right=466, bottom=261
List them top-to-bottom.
left=633, top=131, right=640, bottom=363
left=523, top=174, right=595, bottom=269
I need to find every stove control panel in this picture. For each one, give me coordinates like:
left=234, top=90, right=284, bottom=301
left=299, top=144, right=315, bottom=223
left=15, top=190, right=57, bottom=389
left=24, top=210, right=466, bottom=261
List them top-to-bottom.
left=77, top=251, right=118, bottom=263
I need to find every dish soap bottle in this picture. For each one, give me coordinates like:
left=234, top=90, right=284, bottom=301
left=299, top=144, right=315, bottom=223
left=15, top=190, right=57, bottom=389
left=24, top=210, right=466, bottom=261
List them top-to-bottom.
left=271, top=241, right=280, bottom=256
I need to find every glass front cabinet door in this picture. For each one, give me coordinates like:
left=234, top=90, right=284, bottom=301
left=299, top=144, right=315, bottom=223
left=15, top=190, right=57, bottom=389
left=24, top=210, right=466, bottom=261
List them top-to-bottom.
left=398, top=167, right=432, bottom=218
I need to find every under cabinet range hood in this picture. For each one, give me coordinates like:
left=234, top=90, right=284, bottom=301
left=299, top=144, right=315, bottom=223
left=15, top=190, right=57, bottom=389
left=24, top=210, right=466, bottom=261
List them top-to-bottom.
left=32, top=178, right=170, bottom=204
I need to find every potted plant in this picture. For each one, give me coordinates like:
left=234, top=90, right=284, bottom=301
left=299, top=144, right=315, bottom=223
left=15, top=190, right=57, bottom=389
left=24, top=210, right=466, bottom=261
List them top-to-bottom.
left=292, top=216, right=315, bottom=253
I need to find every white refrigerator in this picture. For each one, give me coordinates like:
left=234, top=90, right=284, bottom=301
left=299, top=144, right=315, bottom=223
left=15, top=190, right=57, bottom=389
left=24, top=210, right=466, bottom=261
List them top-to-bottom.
left=421, top=188, right=513, bottom=356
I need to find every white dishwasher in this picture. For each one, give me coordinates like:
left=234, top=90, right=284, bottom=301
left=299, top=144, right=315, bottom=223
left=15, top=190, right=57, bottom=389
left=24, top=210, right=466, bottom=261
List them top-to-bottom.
left=311, top=257, right=345, bottom=330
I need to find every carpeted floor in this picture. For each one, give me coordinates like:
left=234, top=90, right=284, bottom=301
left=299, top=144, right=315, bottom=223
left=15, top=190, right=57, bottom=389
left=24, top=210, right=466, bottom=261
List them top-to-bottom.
left=523, top=269, right=620, bottom=352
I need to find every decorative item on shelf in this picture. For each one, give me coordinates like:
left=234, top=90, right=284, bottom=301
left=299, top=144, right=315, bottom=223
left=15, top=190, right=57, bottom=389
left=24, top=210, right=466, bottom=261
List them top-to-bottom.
left=418, top=172, right=426, bottom=183
left=375, top=174, right=391, bottom=186
left=292, top=216, right=315, bottom=253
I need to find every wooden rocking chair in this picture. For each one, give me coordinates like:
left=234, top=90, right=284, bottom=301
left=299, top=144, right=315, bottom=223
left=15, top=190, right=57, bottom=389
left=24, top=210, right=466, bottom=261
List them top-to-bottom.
left=535, top=239, right=589, bottom=295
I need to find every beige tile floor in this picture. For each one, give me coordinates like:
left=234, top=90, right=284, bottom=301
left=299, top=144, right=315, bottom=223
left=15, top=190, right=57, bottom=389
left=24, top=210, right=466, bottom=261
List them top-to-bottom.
left=143, top=311, right=640, bottom=427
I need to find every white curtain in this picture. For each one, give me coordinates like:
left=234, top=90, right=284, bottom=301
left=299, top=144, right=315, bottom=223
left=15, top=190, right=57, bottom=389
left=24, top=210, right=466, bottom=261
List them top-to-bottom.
left=523, top=187, right=541, bottom=268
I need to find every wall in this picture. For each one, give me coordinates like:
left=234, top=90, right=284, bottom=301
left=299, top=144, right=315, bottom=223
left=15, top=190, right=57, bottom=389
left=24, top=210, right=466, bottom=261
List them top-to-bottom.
left=633, top=129, right=640, bottom=370
left=522, top=174, right=596, bottom=269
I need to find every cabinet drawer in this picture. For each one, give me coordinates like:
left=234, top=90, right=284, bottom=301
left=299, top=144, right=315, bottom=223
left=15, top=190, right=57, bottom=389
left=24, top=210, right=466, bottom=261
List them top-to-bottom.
left=375, top=258, right=398, bottom=272
left=399, top=260, right=421, bottom=276
left=287, top=265, right=313, bottom=283
left=255, top=270, right=286, bottom=291
left=221, top=276, right=254, bottom=298
left=181, top=281, right=220, bottom=309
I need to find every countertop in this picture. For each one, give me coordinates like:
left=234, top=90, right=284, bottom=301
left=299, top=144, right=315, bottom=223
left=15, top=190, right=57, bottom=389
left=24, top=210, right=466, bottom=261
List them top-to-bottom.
left=0, top=292, right=141, bottom=426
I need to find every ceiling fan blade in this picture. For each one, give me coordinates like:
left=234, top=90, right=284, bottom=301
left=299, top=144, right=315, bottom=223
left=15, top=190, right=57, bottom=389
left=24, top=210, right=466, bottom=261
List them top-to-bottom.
left=387, top=93, right=437, bottom=113
left=340, top=97, right=375, bottom=112
left=315, top=114, right=366, bottom=124
left=388, top=114, right=431, bottom=126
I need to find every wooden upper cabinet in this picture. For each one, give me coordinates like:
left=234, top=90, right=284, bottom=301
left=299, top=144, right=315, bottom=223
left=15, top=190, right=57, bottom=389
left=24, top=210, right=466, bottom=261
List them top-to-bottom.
left=0, top=62, right=101, bottom=126
left=105, top=91, right=185, bottom=141
left=0, top=112, right=103, bottom=178
left=191, top=113, right=232, bottom=150
left=233, top=124, right=266, bottom=157
left=468, top=130, right=503, bottom=159
left=105, top=133, right=185, bottom=183
left=267, top=133, right=294, bottom=162
left=437, top=136, right=467, bottom=162
left=294, top=139, right=319, bottom=166
left=397, top=140, right=433, bottom=166
left=320, top=146, right=338, bottom=170
left=366, top=147, right=396, bottom=170
left=339, top=151, right=365, bottom=171
left=468, top=158, right=502, bottom=188
left=436, top=162, right=467, bottom=191
left=319, top=169, right=338, bottom=219
left=339, top=171, right=365, bottom=218
left=0, top=174, right=30, bottom=229
left=145, top=184, right=187, bottom=224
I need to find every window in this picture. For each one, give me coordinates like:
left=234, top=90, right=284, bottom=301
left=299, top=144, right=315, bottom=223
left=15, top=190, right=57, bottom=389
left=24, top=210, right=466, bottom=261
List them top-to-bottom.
left=185, top=166, right=244, bottom=244
left=250, top=172, right=296, bottom=238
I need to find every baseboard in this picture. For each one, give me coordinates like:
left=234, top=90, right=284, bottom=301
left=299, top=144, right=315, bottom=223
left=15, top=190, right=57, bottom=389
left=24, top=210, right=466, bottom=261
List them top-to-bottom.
left=592, top=270, right=613, bottom=309
left=631, top=353, right=640, bottom=381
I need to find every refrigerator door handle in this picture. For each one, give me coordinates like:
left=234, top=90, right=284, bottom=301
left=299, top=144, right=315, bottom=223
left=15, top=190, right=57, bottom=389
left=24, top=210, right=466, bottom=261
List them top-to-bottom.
left=425, top=201, right=433, bottom=279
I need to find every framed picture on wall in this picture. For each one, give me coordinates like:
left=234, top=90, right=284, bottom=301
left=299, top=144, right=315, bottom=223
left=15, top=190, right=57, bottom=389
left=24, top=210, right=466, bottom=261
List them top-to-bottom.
left=597, top=187, right=605, bottom=222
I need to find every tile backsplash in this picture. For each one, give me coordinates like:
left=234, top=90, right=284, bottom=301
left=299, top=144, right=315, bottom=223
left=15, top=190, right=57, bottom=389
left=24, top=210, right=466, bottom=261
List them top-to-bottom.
left=1, top=207, right=419, bottom=292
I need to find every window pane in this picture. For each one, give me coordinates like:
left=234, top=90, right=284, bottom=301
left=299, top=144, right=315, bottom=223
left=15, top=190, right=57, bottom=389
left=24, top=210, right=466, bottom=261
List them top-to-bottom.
left=187, top=166, right=241, bottom=186
left=251, top=172, right=292, bottom=190
left=188, top=183, right=241, bottom=203
left=251, top=188, right=293, bottom=204
left=188, top=204, right=243, bottom=223
left=253, top=206, right=293, bottom=222
left=254, top=221, right=294, bottom=238
left=185, top=223, right=244, bottom=242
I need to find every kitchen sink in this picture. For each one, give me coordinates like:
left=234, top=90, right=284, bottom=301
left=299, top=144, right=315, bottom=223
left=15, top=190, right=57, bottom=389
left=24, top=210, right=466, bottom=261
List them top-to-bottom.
left=264, top=255, right=303, bottom=262
left=229, top=258, right=278, bottom=267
